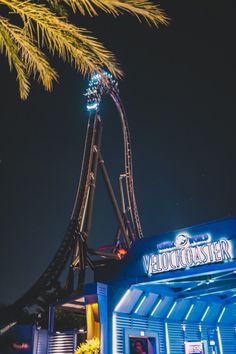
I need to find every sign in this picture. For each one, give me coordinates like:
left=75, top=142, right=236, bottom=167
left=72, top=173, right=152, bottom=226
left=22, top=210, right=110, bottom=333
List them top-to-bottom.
left=143, top=233, right=233, bottom=275
left=129, top=337, right=148, bottom=354
left=185, top=341, right=204, bottom=354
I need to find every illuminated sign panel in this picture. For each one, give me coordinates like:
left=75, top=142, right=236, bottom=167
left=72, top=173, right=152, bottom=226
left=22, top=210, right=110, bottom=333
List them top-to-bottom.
left=143, top=233, right=233, bottom=275
left=184, top=341, right=204, bottom=354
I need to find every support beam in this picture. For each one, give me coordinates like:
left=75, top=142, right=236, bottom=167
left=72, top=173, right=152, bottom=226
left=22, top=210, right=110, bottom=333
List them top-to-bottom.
left=99, top=153, right=130, bottom=247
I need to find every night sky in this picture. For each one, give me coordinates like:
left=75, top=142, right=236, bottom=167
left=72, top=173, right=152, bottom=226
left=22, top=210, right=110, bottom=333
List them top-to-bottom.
left=0, top=0, right=236, bottom=306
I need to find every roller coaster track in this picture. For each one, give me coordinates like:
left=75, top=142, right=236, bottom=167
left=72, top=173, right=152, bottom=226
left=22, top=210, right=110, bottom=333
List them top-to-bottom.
left=0, top=73, right=142, bottom=326
left=111, top=91, right=143, bottom=240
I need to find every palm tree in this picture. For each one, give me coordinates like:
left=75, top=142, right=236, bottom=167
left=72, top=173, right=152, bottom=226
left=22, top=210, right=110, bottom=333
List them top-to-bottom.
left=0, top=0, right=168, bottom=99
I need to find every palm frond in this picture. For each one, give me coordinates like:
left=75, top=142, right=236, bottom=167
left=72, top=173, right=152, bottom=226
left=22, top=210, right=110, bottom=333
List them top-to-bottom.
left=0, top=0, right=122, bottom=77
left=0, top=0, right=168, bottom=98
left=46, top=0, right=69, bottom=17
left=63, top=0, right=169, bottom=26
left=0, top=16, right=30, bottom=99
left=0, top=16, right=57, bottom=94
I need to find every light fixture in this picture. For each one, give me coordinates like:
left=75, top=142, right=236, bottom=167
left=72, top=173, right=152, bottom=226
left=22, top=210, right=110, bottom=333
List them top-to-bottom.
left=114, top=289, right=131, bottom=312
left=134, top=295, right=146, bottom=314
left=150, top=299, right=162, bottom=317
left=167, top=301, right=177, bottom=319
left=185, top=304, right=194, bottom=321
left=201, top=305, right=210, bottom=322
left=217, top=307, right=226, bottom=323
left=165, top=322, right=171, bottom=354
left=217, top=327, right=223, bottom=354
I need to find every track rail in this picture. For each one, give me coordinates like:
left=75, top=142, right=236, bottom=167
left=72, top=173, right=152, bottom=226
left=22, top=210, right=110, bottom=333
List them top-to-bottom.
left=110, top=90, right=143, bottom=239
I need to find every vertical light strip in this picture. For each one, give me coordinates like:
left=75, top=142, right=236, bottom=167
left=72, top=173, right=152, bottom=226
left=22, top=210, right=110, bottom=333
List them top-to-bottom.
left=113, top=288, right=131, bottom=354
left=112, top=289, right=131, bottom=354
left=134, top=295, right=146, bottom=314
left=150, top=299, right=162, bottom=317
left=167, top=301, right=177, bottom=319
left=185, top=304, right=194, bottom=321
left=201, top=305, right=210, bottom=322
left=217, top=307, right=226, bottom=323
left=112, top=313, right=117, bottom=354
left=165, top=322, right=171, bottom=354
left=217, top=326, right=223, bottom=354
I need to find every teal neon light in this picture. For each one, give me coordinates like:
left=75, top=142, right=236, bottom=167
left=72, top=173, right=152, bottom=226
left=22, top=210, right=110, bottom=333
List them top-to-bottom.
left=134, top=295, right=146, bottom=314
left=150, top=299, right=162, bottom=316
left=166, top=301, right=177, bottom=319
left=185, top=304, right=194, bottom=321
left=201, top=305, right=210, bottom=322
left=217, top=307, right=226, bottom=323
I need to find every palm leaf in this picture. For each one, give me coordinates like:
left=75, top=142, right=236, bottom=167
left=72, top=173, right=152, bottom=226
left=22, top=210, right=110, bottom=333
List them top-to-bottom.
left=0, top=0, right=122, bottom=77
left=0, top=0, right=168, bottom=98
left=46, top=0, right=69, bottom=16
left=63, top=0, right=169, bottom=26
left=0, top=16, right=30, bottom=99
left=0, top=16, right=57, bottom=94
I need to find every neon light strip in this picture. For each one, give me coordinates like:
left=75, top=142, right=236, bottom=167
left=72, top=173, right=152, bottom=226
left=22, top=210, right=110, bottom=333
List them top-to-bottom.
left=113, top=289, right=131, bottom=353
left=114, top=289, right=131, bottom=312
left=134, top=295, right=146, bottom=314
left=150, top=299, right=162, bottom=316
left=167, top=301, right=177, bottom=319
left=185, top=304, right=194, bottom=320
left=201, top=305, right=210, bottom=322
left=217, top=307, right=226, bottom=323
left=112, top=313, right=117, bottom=354
left=165, top=322, right=171, bottom=354
left=217, top=326, right=223, bottom=354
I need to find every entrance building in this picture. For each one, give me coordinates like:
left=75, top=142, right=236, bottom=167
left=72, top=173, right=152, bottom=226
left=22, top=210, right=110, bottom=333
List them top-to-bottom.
left=53, top=217, right=236, bottom=353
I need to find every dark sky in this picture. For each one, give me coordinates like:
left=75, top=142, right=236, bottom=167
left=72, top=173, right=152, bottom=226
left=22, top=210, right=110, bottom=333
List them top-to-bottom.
left=0, top=0, right=236, bottom=305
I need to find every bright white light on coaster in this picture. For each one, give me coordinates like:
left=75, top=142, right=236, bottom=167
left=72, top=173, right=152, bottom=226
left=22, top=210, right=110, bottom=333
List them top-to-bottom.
left=87, top=102, right=99, bottom=111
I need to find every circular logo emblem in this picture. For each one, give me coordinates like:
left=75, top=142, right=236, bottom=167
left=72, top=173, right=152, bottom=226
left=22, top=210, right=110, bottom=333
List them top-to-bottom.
left=175, top=233, right=189, bottom=247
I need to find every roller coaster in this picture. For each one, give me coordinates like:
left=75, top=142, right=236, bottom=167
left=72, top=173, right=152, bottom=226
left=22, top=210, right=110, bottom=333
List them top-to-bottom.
left=0, top=72, right=143, bottom=326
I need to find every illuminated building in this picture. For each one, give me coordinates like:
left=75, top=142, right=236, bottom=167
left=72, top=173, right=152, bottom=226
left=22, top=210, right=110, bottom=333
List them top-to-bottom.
left=77, top=217, right=236, bottom=353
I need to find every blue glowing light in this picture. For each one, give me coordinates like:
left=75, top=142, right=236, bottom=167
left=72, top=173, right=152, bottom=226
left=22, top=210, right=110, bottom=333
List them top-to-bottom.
left=86, top=102, right=99, bottom=111
left=134, top=295, right=146, bottom=314
left=150, top=298, right=162, bottom=316
left=166, top=301, right=177, bottom=319
left=185, top=304, right=194, bottom=321
left=201, top=305, right=210, bottom=322
left=217, top=307, right=226, bottom=323
left=165, top=322, right=171, bottom=354
left=217, top=326, right=223, bottom=354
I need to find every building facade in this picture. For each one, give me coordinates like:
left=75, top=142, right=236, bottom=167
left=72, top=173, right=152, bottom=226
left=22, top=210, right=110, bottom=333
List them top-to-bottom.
left=82, top=217, right=236, bottom=354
